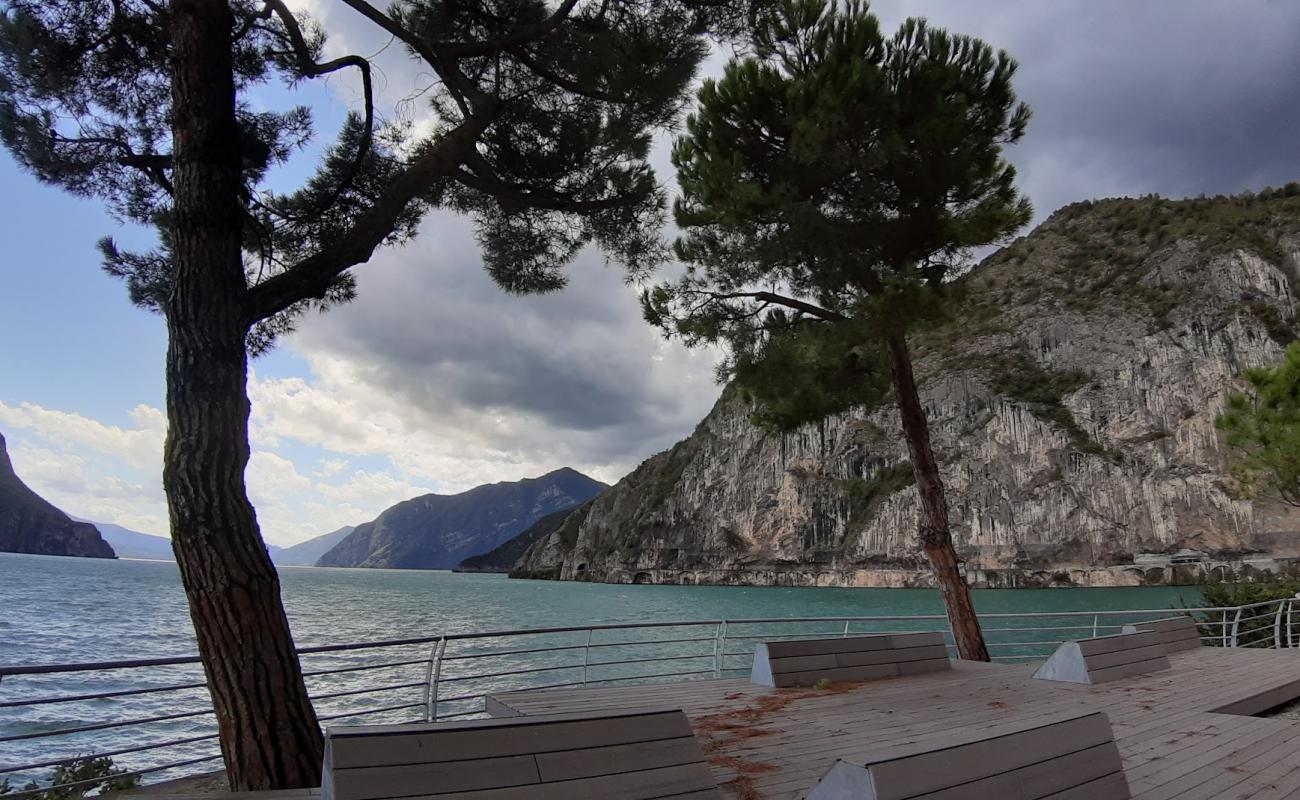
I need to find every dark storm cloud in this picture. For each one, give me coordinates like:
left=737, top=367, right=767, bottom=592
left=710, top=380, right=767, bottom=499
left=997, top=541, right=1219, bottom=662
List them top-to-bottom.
left=288, top=0, right=1300, bottom=477
left=870, top=1, right=1300, bottom=218
left=291, top=212, right=718, bottom=467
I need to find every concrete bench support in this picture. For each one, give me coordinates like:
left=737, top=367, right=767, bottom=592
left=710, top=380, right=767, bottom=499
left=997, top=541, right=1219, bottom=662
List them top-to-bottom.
left=1121, top=615, right=1203, bottom=652
left=1034, top=631, right=1171, bottom=685
left=751, top=632, right=950, bottom=688
left=321, top=708, right=720, bottom=800
left=807, top=710, right=1130, bottom=799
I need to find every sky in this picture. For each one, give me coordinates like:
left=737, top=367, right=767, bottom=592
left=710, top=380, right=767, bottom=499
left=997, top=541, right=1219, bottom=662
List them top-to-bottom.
left=2, top=1, right=1299, bottom=546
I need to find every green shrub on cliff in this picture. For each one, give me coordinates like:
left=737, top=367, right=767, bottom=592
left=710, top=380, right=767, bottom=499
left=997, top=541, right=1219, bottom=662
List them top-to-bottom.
left=1217, top=343, right=1300, bottom=507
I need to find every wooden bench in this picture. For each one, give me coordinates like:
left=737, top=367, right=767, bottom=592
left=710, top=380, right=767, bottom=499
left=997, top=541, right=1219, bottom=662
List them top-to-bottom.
left=1121, top=615, right=1204, bottom=652
left=1033, top=630, right=1171, bottom=685
left=750, top=632, right=950, bottom=688
left=321, top=708, right=720, bottom=800
left=806, top=710, right=1130, bottom=799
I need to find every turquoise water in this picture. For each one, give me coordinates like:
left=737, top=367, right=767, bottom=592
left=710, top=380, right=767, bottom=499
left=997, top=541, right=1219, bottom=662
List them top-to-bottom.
left=0, top=552, right=1203, bottom=785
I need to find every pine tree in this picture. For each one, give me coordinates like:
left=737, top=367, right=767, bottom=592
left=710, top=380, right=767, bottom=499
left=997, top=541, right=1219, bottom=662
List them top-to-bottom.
left=0, top=0, right=765, bottom=788
left=644, top=0, right=1033, bottom=660
left=1217, top=342, right=1300, bottom=507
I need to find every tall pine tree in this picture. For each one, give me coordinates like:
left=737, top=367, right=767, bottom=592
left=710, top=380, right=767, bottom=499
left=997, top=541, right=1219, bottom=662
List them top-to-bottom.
left=0, top=0, right=766, bottom=788
left=645, top=0, right=1033, bottom=660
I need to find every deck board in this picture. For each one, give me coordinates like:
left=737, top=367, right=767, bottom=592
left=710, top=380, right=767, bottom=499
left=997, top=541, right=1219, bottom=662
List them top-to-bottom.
left=488, top=648, right=1300, bottom=799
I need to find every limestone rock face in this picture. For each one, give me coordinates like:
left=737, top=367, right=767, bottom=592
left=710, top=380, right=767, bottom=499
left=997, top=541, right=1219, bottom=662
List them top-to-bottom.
left=516, top=194, right=1300, bottom=587
left=0, top=432, right=116, bottom=559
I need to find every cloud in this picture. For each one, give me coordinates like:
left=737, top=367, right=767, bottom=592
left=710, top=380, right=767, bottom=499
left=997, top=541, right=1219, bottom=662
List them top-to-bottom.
left=867, top=1, right=1300, bottom=222
left=11, top=2, right=1300, bottom=547
left=0, top=401, right=164, bottom=471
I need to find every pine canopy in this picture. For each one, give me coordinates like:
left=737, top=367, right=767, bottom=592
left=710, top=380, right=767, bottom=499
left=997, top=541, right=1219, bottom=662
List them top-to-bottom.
left=645, top=0, right=1034, bottom=426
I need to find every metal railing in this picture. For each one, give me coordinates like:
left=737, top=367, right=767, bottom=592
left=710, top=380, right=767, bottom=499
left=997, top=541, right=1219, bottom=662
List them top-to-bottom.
left=2, top=599, right=1296, bottom=796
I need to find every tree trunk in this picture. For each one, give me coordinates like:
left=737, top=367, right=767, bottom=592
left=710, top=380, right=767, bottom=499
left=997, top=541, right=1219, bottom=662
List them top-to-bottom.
left=167, top=0, right=323, bottom=788
left=885, top=332, right=990, bottom=661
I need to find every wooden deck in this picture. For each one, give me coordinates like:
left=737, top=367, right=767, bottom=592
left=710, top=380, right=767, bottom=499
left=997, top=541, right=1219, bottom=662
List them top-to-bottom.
left=488, top=648, right=1300, bottom=799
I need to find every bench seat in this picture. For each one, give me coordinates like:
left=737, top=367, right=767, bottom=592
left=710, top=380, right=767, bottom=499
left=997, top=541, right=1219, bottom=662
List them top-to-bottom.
left=1121, top=615, right=1203, bottom=652
left=1033, top=630, right=1171, bottom=685
left=750, top=632, right=950, bottom=688
left=321, top=708, right=720, bottom=800
left=807, top=710, right=1130, bottom=799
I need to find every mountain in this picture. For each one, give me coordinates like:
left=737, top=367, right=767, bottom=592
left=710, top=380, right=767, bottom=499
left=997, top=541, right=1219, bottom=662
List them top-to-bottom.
left=515, top=189, right=1300, bottom=588
left=0, top=432, right=115, bottom=559
left=317, top=468, right=607, bottom=569
left=457, top=503, right=592, bottom=573
left=82, top=520, right=291, bottom=562
left=92, top=521, right=173, bottom=560
left=273, top=526, right=355, bottom=566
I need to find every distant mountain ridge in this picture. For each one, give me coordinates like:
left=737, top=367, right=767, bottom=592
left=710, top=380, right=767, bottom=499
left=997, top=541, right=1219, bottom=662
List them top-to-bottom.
left=0, top=432, right=115, bottom=559
left=317, top=468, right=607, bottom=569
left=88, top=521, right=173, bottom=560
left=273, top=526, right=355, bottom=566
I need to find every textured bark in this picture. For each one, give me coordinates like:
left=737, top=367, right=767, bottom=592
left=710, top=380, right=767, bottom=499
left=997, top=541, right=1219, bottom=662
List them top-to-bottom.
left=167, top=0, right=322, bottom=788
left=886, top=332, right=990, bottom=661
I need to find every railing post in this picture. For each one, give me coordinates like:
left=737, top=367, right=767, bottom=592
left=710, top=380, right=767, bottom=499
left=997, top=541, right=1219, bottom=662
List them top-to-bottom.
left=1290, top=599, right=1297, bottom=648
left=1274, top=601, right=1286, bottom=649
left=1230, top=607, right=1244, bottom=648
left=1091, top=615, right=1099, bottom=638
left=842, top=620, right=851, bottom=638
left=714, top=621, right=727, bottom=678
left=581, top=628, right=593, bottom=686
left=422, top=638, right=442, bottom=722
left=429, top=638, right=448, bottom=721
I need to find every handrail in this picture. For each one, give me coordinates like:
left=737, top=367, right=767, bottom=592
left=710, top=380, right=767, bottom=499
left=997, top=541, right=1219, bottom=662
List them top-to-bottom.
left=2, top=599, right=1293, bottom=795
left=0, top=604, right=1273, bottom=678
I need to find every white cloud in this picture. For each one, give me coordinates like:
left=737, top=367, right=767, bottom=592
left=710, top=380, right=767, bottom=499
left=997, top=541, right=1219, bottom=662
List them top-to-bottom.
left=0, top=401, right=164, bottom=471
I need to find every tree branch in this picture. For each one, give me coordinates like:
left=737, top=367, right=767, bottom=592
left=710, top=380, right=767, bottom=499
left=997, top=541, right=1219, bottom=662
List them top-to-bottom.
left=264, top=0, right=374, bottom=221
left=336, top=0, right=483, bottom=116
left=436, top=0, right=581, bottom=58
left=505, top=45, right=620, bottom=102
left=245, top=114, right=491, bottom=322
left=52, top=133, right=174, bottom=193
left=452, top=158, right=636, bottom=214
left=706, top=290, right=848, bottom=322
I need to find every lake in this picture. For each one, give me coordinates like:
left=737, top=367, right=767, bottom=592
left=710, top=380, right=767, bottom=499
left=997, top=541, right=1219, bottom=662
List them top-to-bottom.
left=0, top=552, right=1203, bottom=786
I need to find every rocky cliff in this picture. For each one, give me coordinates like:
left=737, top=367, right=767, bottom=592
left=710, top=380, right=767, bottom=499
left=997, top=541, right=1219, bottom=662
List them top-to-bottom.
left=516, top=191, right=1300, bottom=587
left=0, top=432, right=116, bottom=559
left=317, top=468, right=606, bottom=569
left=457, top=503, right=593, bottom=573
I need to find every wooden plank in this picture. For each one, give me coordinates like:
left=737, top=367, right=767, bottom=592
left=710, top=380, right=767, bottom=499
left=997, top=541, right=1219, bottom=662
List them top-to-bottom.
left=1078, top=631, right=1162, bottom=656
left=885, top=632, right=947, bottom=649
left=765, top=635, right=896, bottom=658
left=1084, top=643, right=1172, bottom=670
left=836, top=644, right=949, bottom=667
left=765, top=654, right=838, bottom=673
left=1086, top=657, right=1171, bottom=684
left=772, top=663, right=898, bottom=687
left=1210, top=676, right=1300, bottom=716
left=328, top=709, right=692, bottom=769
left=849, top=712, right=1116, bottom=798
left=534, top=738, right=706, bottom=782
left=912, top=742, right=1123, bottom=800
left=330, top=754, right=539, bottom=800
left=402, top=763, right=719, bottom=800
left=1041, top=772, right=1131, bottom=800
